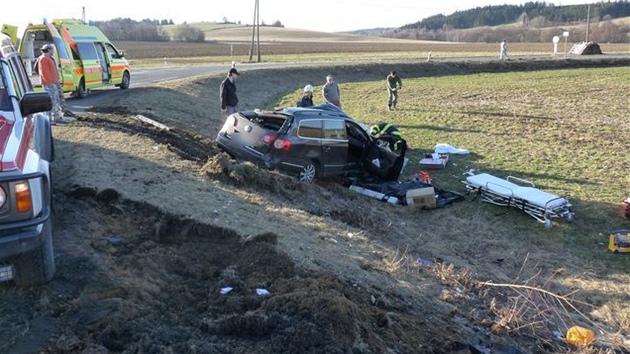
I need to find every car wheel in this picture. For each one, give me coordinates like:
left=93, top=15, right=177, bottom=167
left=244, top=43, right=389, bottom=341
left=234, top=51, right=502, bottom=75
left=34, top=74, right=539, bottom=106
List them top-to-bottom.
left=119, top=71, right=130, bottom=89
left=77, top=77, right=88, bottom=99
left=298, top=162, right=318, bottom=183
left=12, top=219, right=55, bottom=287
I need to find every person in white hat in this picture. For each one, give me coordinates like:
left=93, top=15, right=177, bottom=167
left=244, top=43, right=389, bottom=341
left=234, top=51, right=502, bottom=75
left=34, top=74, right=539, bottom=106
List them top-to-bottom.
left=297, top=84, right=314, bottom=107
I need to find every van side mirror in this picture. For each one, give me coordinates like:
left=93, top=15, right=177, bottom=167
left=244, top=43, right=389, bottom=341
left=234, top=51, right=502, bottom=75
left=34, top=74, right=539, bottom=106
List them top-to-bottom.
left=118, top=50, right=125, bottom=58
left=20, top=92, right=52, bottom=116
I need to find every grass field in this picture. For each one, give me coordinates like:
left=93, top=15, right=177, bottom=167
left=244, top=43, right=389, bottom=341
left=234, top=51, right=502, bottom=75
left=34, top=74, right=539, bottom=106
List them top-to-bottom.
left=118, top=39, right=630, bottom=66
left=277, top=66, right=630, bottom=264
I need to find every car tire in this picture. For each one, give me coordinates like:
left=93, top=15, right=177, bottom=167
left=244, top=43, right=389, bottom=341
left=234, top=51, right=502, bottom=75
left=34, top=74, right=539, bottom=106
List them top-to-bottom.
left=119, top=71, right=130, bottom=89
left=77, top=77, right=88, bottom=99
left=298, top=162, right=318, bottom=183
left=12, top=219, right=55, bottom=288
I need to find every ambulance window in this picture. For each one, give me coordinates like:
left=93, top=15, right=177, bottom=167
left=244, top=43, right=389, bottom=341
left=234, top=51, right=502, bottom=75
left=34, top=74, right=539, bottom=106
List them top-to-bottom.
left=52, top=38, right=70, bottom=61
left=76, top=43, right=98, bottom=60
left=105, top=43, right=119, bottom=59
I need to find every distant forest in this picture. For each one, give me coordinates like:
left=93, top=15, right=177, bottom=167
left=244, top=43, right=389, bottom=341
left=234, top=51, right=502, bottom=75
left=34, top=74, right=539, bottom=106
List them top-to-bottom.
left=386, top=1, right=630, bottom=42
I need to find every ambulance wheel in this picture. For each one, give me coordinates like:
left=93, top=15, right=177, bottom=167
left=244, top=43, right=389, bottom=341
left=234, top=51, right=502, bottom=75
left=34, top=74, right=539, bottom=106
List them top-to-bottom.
left=119, top=71, right=130, bottom=90
left=77, top=78, right=88, bottom=99
left=564, top=213, right=575, bottom=223
left=544, top=219, right=552, bottom=228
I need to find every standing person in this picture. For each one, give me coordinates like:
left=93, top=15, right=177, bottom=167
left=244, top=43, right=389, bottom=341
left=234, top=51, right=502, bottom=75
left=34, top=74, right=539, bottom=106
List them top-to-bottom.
left=499, top=40, right=510, bottom=60
left=38, top=44, right=66, bottom=124
left=35, top=45, right=74, bottom=118
left=220, top=68, right=239, bottom=116
left=386, top=70, right=402, bottom=111
left=322, top=75, right=341, bottom=108
left=297, top=85, right=314, bottom=107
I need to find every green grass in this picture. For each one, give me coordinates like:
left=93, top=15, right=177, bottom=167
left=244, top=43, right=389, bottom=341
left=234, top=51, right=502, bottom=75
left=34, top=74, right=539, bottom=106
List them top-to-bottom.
left=278, top=66, right=630, bottom=262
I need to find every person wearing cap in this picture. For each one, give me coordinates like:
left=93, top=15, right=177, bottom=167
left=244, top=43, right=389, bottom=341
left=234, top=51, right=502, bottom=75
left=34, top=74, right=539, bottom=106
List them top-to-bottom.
left=38, top=43, right=66, bottom=124
left=220, top=67, right=239, bottom=116
left=386, top=70, right=402, bottom=111
left=322, top=75, right=341, bottom=108
left=297, top=84, right=314, bottom=107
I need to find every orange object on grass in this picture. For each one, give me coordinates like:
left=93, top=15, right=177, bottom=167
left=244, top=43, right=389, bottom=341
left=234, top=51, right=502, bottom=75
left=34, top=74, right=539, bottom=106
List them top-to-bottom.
left=566, top=326, right=595, bottom=347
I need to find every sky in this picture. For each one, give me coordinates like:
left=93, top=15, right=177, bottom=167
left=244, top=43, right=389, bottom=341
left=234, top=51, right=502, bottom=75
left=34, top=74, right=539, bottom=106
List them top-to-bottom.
left=3, top=0, right=591, bottom=34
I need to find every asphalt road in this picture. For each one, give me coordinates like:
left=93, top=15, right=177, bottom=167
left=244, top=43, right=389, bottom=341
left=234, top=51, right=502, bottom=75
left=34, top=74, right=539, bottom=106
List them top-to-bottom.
left=65, top=62, right=298, bottom=112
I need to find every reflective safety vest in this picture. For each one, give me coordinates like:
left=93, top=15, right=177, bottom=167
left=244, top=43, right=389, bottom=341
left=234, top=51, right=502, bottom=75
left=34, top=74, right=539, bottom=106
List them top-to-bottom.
left=370, top=123, right=403, bottom=151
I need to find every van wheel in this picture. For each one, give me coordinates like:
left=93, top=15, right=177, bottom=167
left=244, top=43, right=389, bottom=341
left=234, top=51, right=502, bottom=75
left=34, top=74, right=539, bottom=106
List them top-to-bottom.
left=119, top=71, right=130, bottom=89
left=77, top=78, right=88, bottom=99
left=298, top=162, right=318, bottom=183
left=12, top=220, right=55, bottom=288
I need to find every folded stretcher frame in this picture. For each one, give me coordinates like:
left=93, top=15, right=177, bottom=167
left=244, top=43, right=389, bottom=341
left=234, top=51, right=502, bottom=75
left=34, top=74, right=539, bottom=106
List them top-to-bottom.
left=463, top=173, right=575, bottom=227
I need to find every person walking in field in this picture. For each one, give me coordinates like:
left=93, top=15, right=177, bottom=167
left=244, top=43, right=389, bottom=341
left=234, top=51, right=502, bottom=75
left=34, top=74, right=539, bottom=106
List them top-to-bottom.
left=499, top=40, right=510, bottom=60
left=38, top=44, right=66, bottom=125
left=220, top=68, right=239, bottom=116
left=386, top=70, right=402, bottom=111
left=322, top=75, right=341, bottom=108
left=297, top=85, right=314, bottom=107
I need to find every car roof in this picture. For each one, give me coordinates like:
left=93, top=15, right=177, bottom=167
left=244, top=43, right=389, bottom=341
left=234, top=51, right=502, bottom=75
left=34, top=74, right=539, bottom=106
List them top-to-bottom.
left=284, top=102, right=355, bottom=120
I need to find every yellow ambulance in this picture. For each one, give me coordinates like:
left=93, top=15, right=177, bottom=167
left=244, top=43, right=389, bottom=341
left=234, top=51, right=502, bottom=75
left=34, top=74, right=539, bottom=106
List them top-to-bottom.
left=13, top=19, right=131, bottom=98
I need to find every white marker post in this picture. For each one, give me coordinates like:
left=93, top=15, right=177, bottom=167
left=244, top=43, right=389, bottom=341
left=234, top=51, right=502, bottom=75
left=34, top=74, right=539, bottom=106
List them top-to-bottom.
left=562, top=31, right=570, bottom=58
left=552, top=36, right=560, bottom=56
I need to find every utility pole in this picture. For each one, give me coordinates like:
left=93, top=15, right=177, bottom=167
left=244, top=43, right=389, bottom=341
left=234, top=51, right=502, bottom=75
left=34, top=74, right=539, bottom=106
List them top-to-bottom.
left=249, top=0, right=261, bottom=62
left=585, top=4, right=591, bottom=42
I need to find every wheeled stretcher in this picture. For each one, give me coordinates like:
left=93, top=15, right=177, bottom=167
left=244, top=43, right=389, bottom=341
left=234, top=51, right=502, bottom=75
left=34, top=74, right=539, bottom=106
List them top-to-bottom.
left=463, top=172, right=575, bottom=227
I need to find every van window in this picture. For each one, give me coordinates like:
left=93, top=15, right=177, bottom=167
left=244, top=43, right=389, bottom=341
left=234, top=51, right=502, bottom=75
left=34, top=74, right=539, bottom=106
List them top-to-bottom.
left=52, top=38, right=71, bottom=61
left=76, top=42, right=98, bottom=60
left=104, top=43, right=120, bottom=59
left=7, top=56, right=30, bottom=98
left=0, top=76, right=10, bottom=111
left=298, top=119, right=322, bottom=139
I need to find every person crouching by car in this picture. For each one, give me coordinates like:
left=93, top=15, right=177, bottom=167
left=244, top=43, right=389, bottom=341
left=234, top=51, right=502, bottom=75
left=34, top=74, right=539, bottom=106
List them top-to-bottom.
left=220, top=68, right=239, bottom=117
left=297, top=85, right=314, bottom=107
left=370, top=122, right=404, bottom=153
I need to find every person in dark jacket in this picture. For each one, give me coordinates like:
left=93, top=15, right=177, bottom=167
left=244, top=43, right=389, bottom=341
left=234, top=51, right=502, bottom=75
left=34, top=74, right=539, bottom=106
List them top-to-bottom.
left=220, top=68, right=239, bottom=116
left=386, top=70, right=402, bottom=111
left=297, top=84, right=314, bottom=107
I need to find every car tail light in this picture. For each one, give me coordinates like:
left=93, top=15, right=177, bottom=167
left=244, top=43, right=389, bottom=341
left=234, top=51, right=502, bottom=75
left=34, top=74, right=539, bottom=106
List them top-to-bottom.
left=231, top=115, right=238, bottom=127
left=262, top=134, right=276, bottom=145
left=273, top=138, right=291, bottom=151
left=15, top=181, right=32, bottom=213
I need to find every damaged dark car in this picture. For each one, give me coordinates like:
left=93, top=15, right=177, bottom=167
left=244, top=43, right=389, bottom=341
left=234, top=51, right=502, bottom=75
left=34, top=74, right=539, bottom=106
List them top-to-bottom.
left=216, top=103, right=407, bottom=182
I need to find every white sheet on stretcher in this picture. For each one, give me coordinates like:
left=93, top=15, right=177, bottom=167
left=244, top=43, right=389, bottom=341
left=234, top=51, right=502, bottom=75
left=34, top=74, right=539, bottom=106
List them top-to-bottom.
left=466, top=173, right=567, bottom=209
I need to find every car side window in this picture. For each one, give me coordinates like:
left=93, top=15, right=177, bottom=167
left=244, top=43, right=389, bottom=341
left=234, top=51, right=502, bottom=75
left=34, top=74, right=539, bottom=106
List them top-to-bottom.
left=298, top=119, right=323, bottom=139
left=323, top=120, right=347, bottom=140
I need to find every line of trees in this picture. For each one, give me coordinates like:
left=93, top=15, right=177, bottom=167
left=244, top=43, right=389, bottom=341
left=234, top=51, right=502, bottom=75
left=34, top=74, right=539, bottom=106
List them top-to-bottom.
left=402, top=1, right=630, bottom=31
left=93, top=18, right=172, bottom=41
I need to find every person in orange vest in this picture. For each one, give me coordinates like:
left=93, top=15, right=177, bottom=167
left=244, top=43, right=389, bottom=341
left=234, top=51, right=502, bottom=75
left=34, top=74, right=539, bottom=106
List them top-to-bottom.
left=38, top=44, right=66, bottom=124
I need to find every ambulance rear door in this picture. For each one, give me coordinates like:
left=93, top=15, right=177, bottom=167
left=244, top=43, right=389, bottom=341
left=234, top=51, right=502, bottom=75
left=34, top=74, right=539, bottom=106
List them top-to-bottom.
left=44, top=22, right=75, bottom=92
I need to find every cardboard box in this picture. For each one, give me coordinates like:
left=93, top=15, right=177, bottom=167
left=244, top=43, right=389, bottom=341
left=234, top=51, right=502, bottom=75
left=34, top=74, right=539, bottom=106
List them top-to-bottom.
left=419, top=154, right=449, bottom=169
left=406, top=187, right=436, bottom=209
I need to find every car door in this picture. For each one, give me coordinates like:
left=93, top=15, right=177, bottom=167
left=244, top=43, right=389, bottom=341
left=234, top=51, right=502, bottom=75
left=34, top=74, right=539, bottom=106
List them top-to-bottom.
left=321, top=119, right=349, bottom=174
